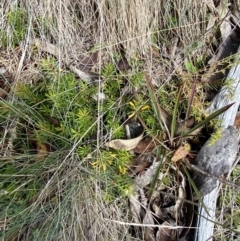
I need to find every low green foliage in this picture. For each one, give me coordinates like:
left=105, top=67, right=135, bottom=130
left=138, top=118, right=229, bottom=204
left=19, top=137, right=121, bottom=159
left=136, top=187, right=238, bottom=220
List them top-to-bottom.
left=1, top=1, right=239, bottom=240
left=0, top=7, right=28, bottom=47
left=0, top=28, right=236, bottom=241
left=0, top=57, right=138, bottom=239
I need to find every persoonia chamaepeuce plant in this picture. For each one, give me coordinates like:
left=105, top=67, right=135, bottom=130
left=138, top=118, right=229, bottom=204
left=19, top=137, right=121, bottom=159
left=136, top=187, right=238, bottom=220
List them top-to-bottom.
left=0, top=57, right=147, bottom=240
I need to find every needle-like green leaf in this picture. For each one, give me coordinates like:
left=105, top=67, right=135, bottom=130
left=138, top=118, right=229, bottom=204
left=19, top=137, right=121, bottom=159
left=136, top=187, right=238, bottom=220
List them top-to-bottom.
left=171, top=85, right=183, bottom=140
left=183, top=102, right=235, bottom=137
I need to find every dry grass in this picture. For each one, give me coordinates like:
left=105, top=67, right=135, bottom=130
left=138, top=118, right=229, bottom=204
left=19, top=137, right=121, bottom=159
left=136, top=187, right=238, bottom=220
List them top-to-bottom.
left=0, top=0, right=238, bottom=240
left=1, top=0, right=214, bottom=74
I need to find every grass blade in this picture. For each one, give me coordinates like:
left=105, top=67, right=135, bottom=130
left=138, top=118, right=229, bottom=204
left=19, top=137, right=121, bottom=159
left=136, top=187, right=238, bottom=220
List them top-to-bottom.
left=145, top=74, right=172, bottom=141
left=171, top=85, right=183, bottom=140
left=183, top=102, right=235, bottom=137
left=181, top=164, right=210, bottom=216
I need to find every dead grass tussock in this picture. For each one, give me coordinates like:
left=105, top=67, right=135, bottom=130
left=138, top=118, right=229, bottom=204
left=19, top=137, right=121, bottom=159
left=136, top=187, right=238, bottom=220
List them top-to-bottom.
left=1, top=0, right=212, bottom=58
left=1, top=0, right=215, bottom=103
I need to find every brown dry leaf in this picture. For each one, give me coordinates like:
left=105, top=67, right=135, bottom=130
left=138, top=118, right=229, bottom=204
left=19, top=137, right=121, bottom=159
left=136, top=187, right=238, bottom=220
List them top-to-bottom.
left=78, top=52, right=99, bottom=72
left=116, top=56, right=131, bottom=71
left=0, top=85, right=9, bottom=98
left=234, top=112, right=240, bottom=128
left=184, top=117, right=195, bottom=128
left=105, top=133, right=143, bottom=151
left=133, top=137, right=158, bottom=154
left=35, top=143, right=49, bottom=161
left=171, top=143, right=191, bottom=163
left=129, top=153, right=155, bottom=176
left=156, top=221, right=177, bottom=241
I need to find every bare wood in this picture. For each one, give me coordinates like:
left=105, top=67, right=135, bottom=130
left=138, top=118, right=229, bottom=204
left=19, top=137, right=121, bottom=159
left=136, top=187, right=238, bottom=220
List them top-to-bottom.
left=195, top=46, right=240, bottom=241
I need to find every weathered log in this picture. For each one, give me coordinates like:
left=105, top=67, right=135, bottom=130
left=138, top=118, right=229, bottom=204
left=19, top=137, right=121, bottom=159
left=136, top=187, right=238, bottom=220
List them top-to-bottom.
left=194, top=46, right=240, bottom=241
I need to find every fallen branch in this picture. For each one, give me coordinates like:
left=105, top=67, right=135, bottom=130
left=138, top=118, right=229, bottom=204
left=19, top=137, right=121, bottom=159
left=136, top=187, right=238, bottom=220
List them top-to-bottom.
left=195, top=46, right=240, bottom=241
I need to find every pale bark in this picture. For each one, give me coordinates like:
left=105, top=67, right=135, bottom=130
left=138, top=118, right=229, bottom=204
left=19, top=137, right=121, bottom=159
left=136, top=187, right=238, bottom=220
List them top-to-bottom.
left=195, top=46, right=240, bottom=241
